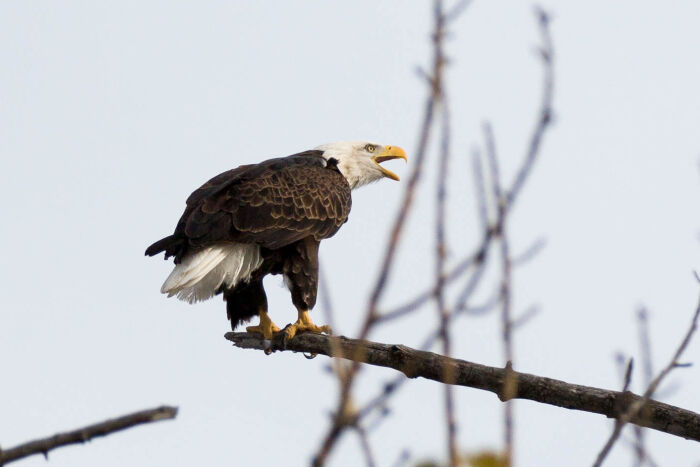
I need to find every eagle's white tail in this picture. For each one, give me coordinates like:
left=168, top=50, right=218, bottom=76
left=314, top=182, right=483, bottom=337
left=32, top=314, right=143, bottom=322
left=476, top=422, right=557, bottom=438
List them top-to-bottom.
left=160, top=243, right=263, bottom=304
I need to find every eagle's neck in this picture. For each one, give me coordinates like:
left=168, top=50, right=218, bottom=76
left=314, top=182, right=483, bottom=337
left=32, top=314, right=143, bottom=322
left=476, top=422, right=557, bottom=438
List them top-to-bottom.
left=320, top=152, right=382, bottom=190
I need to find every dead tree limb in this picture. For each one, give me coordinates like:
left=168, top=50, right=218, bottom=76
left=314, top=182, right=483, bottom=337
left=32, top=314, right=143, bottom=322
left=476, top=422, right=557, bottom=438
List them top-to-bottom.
left=225, top=332, right=700, bottom=443
left=0, top=405, right=178, bottom=466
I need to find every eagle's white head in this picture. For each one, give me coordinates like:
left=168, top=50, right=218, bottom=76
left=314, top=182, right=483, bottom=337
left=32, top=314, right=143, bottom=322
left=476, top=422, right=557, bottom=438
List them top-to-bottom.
left=315, top=141, right=407, bottom=190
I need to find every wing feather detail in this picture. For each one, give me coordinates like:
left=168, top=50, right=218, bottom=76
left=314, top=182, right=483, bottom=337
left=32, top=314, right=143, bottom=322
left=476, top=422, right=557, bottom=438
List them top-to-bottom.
left=177, top=153, right=352, bottom=251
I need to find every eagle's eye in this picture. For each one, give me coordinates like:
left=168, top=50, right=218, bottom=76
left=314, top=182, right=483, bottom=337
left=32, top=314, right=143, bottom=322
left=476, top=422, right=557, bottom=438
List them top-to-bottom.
left=365, top=144, right=376, bottom=153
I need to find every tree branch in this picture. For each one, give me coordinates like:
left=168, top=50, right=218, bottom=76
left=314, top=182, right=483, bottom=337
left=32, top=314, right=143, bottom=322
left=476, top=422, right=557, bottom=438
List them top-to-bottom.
left=592, top=288, right=700, bottom=466
left=225, top=332, right=700, bottom=443
left=0, top=405, right=178, bottom=465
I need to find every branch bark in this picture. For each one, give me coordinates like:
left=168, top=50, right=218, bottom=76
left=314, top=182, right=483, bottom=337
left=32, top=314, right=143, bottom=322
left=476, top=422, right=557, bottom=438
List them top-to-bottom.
left=225, top=332, right=700, bottom=443
left=0, top=405, right=178, bottom=465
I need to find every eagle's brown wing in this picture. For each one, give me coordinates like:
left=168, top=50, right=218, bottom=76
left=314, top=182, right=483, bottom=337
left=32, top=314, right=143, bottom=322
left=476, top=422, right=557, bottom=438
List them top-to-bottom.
left=145, top=152, right=351, bottom=262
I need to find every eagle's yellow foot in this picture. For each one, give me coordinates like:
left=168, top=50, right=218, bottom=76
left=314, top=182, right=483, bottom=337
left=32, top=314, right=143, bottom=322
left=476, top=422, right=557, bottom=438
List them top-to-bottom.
left=246, top=310, right=280, bottom=340
left=283, top=310, right=331, bottom=340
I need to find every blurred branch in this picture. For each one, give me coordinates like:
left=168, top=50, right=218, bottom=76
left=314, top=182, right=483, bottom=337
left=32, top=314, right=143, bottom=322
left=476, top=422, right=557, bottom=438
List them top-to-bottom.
left=364, top=0, right=447, bottom=328
left=310, top=1, right=461, bottom=464
left=309, top=3, right=553, bottom=466
left=380, top=3, right=555, bottom=327
left=505, top=6, right=554, bottom=207
left=481, top=9, right=554, bottom=463
left=435, top=65, right=458, bottom=467
left=482, top=118, right=518, bottom=465
left=483, top=120, right=516, bottom=464
left=471, top=149, right=490, bottom=231
left=511, top=237, right=547, bottom=267
left=377, top=247, right=485, bottom=323
left=592, top=289, right=700, bottom=466
left=510, top=304, right=541, bottom=330
left=634, top=307, right=654, bottom=466
left=225, top=332, right=700, bottom=442
left=0, top=406, right=178, bottom=466
left=354, top=424, right=376, bottom=467
left=622, top=435, right=660, bottom=467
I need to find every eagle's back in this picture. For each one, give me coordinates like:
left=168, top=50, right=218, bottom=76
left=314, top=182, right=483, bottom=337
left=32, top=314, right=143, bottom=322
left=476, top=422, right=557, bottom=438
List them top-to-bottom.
left=145, top=151, right=352, bottom=263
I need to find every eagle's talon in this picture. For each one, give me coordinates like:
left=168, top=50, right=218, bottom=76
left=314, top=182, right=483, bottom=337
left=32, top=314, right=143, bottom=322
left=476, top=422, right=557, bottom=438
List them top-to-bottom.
left=245, top=310, right=280, bottom=340
left=282, top=310, right=331, bottom=340
left=280, top=325, right=294, bottom=342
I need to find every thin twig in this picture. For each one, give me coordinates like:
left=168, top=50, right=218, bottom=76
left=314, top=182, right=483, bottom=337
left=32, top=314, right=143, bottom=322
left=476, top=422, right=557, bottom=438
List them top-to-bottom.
left=364, top=0, right=445, bottom=329
left=444, top=0, right=473, bottom=24
left=506, top=6, right=555, bottom=207
left=436, top=84, right=458, bottom=466
left=484, top=120, right=516, bottom=464
left=472, top=149, right=490, bottom=231
left=511, top=237, right=547, bottom=267
left=453, top=245, right=490, bottom=313
left=377, top=247, right=484, bottom=323
left=318, top=263, right=337, bottom=332
left=356, top=276, right=498, bottom=430
left=592, top=291, right=700, bottom=466
left=461, top=293, right=501, bottom=316
left=510, top=304, right=541, bottom=330
left=634, top=308, right=654, bottom=466
left=622, top=358, right=634, bottom=392
left=0, top=406, right=178, bottom=465
left=354, top=424, right=377, bottom=467
left=621, top=434, right=661, bottom=467
left=390, top=449, right=411, bottom=467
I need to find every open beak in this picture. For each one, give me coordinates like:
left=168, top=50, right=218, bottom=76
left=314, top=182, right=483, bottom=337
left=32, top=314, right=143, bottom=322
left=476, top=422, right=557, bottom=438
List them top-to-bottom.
left=371, top=145, right=407, bottom=181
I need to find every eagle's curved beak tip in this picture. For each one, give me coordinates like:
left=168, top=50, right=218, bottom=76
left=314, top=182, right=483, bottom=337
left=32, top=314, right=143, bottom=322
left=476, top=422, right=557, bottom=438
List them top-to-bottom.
left=372, top=145, right=407, bottom=181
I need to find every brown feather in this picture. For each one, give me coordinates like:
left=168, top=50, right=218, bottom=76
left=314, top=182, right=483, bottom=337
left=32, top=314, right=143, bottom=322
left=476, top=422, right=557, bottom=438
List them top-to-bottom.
left=145, top=151, right=351, bottom=262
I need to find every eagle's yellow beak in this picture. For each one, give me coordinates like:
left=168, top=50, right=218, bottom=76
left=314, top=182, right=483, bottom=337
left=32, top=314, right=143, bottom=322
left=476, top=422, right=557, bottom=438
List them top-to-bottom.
left=372, top=145, right=407, bottom=181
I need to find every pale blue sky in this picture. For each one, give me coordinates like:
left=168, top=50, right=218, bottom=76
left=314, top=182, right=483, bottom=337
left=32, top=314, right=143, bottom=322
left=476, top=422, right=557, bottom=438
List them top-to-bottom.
left=1, top=1, right=699, bottom=466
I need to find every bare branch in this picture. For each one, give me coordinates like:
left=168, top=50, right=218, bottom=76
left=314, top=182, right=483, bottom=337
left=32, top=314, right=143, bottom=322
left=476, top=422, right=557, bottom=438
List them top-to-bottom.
left=365, top=0, right=445, bottom=327
left=444, top=0, right=473, bottom=25
left=505, top=6, right=554, bottom=207
left=436, top=82, right=458, bottom=467
left=483, top=119, right=516, bottom=463
left=483, top=122, right=502, bottom=202
left=471, top=149, right=490, bottom=231
left=511, top=237, right=547, bottom=267
left=378, top=247, right=485, bottom=323
left=453, top=247, right=491, bottom=313
left=318, top=263, right=338, bottom=332
left=592, top=292, right=700, bottom=466
left=510, top=304, right=541, bottom=330
left=634, top=308, right=654, bottom=466
left=637, top=308, right=654, bottom=386
left=225, top=332, right=700, bottom=442
left=622, top=358, right=634, bottom=392
left=0, top=406, right=178, bottom=465
left=354, top=424, right=376, bottom=467
left=621, top=434, right=660, bottom=467
left=391, top=449, right=411, bottom=467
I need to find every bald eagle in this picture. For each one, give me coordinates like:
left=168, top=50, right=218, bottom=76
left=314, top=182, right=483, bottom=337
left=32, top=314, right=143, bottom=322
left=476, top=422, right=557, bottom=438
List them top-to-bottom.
left=145, top=141, right=406, bottom=339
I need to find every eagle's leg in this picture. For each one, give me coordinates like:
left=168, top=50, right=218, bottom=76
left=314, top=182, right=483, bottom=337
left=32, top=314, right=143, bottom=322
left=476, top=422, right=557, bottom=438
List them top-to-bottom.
left=281, top=238, right=330, bottom=340
left=283, top=309, right=331, bottom=340
left=246, top=310, right=281, bottom=340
